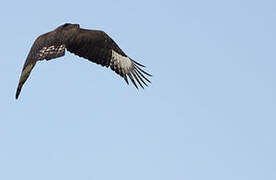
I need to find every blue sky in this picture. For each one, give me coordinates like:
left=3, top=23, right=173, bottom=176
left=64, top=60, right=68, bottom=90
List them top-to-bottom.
left=0, top=0, right=276, bottom=179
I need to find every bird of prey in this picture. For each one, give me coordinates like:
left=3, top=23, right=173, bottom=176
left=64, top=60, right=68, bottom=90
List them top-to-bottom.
left=16, top=23, right=151, bottom=99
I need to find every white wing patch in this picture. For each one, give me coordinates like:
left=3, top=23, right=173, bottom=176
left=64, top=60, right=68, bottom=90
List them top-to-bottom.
left=37, top=44, right=65, bottom=60
left=110, top=50, right=151, bottom=89
left=111, top=50, right=133, bottom=74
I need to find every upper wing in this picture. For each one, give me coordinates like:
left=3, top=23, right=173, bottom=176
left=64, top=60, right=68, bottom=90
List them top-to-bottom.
left=66, top=28, right=151, bottom=88
left=16, top=31, right=66, bottom=99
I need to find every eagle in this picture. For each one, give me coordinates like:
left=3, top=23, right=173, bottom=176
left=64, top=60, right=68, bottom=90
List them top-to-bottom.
left=16, top=23, right=151, bottom=99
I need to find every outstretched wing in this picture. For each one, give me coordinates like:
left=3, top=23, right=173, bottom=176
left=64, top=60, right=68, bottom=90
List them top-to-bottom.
left=65, top=29, right=151, bottom=88
left=16, top=31, right=66, bottom=99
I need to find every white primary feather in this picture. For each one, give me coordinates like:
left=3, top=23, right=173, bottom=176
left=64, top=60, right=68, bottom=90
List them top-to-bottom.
left=111, top=50, right=133, bottom=72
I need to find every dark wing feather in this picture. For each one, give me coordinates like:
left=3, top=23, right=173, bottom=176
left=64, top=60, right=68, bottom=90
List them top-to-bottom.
left=66, top=29, right=151, bottom=88
left=16, top=31, right=66, bottom=99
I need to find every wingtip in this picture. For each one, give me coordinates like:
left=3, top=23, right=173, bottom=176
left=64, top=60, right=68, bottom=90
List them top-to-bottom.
left=123, top=61, right=152, bottom=89
left=15, top=87, right=21, bottom=100
left=15, top=92, right=19, bottom=100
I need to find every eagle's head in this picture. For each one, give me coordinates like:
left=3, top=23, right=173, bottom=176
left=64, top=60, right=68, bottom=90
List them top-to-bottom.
left=56, top=23, right=80, bottom=41
left=57, top=23, right=79, bottom=31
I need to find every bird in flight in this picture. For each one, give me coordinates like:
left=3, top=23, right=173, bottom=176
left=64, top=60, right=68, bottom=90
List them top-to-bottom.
left=16, top=23, right=151, bottom=99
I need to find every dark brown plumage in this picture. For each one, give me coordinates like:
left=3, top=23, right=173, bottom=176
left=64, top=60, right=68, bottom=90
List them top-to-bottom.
left=16, top=23, right=151, bottom=99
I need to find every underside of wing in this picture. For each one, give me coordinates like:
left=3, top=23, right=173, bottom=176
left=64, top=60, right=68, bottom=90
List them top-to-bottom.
left=66, top=28, right=151, bottom=88
left=66, top=29, right=114, bottom=67
left=16, top=31, right=66, bottom=99
left=110, top=50, right=151, bottom=88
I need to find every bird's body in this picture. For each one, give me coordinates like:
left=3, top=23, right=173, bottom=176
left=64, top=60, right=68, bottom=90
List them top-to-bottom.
left=16, top=23, right=151, bottom=99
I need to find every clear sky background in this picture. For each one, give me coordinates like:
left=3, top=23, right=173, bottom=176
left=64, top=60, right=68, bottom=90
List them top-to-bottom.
left=0, top=0, right=275, bottom=179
